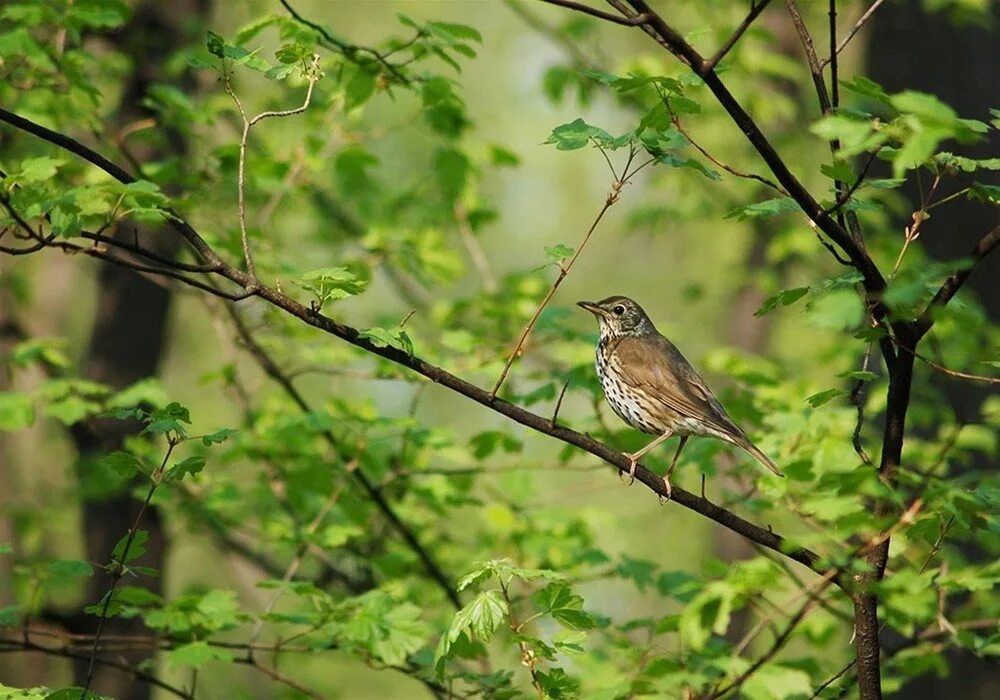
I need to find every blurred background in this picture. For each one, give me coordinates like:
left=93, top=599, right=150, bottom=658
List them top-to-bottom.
left=1, top=1, right=997, bottom=698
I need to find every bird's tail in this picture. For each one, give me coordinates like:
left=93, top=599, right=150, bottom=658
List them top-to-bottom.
left=739, top=438, right=785, bottom=478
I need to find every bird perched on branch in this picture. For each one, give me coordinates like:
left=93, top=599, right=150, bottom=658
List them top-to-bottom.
left=577, top=295, right=783, bottom=501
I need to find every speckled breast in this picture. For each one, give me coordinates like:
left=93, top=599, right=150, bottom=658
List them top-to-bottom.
left=595, top=338, right=667, bottom=436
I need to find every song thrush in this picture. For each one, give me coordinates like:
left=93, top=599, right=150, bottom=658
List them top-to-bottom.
left=578, top=295, right=783, bottom=500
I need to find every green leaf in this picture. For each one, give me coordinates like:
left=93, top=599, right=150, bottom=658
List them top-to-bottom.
left=69, top=0, right=129, bottom=29
left=427, top=21, right=482, bottom=43
left=206, top=29, right=225, bottom=58
left=275, top=41, right=311, bottom=64
left=344, top=66, right=376, bottom=110
left=889, top=90, right=957, bottom=122
left=544, top=118, right=618, bottom=151
left=489, top=145, right=520, bottom=167
left=434, top=147, right=469, bottom=202
left=15, top=156, right=64, bottom=182
left=821, top=159, right=856, bottom=184
left=968, top=182, right=1000, bottom=205
left=725, top=197, right=801, bottom=221
left=544, top=243, right=574, bottom=264
left=298, top=267, right=368, bottom=308
left=755, top=287, right=809, bottom=317
left=359, top=326, right=414, bottom=356
left=806, top=388, right=843, bottom=408
left=0, top=392, right=35, bottom=430
left=142, top=402, right=191, bottom=437
left=201, top=428, right=237, bottom=445
left=469, top=431, right=522, bottom=459
left=100, top=451, right=147, bottom=477
left=166, top=455, right=206, bottom=481
left=112, top=530, right=148, bottom=564
left=617, top=556, right=657, bottom=591
left=47, top=559, right=94, bottom=579
left=457, top=564, right=493, bottom=592
left=533, top=582, right=594, bottom=630
left=680, top=583, right=735, bottom=650
left=435, top=589, right=508, bottom=674
left=465, top=589, right=508, bottom=639
left=0, top=604, right=20, bottom=626
left=166, top=641, right=234, bottom=670
left=742, top=663, right=812, bottom=700
left=536, top=667, right=579, bottom=699
left=44, top=689, right=102, bottom=700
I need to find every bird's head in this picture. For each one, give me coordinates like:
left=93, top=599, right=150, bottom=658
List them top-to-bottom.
left=577, top=296, right=654, bottom=338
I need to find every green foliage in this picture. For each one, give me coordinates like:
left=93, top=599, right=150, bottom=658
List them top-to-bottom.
left=1, top=1, right=997, bottom=698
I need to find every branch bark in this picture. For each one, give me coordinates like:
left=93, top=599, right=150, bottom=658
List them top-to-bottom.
left=0, top=108, right=833, bottom=587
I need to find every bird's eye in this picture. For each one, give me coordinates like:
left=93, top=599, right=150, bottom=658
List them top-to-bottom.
left=612, top=305, right=625, bottom=316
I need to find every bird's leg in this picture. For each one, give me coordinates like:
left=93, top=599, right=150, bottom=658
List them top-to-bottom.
left=623, top=431, right=674, bottom=486
left=659, top=435, right=689, bottom=504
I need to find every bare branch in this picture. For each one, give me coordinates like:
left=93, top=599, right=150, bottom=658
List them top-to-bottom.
left=538, top=0, right=651, bottom=26
left=703, top=0, right=774, bottom=72
left=820, top=0, right=889, bottom=68
left=225, top=54, right=322, bottom=280
left=0, top=105, right=834, bottom=592
left=668, top=107, right=787, bottom=195
left=491, top=164, right=629, bottom=398
left=916, top=222, right=1000, bottom=338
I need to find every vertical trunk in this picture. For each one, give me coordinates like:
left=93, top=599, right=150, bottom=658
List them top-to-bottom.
left=66, top=2, right=208, bottom=698
left=866, top=3, right=1000, bottom=698
left=853, top=347, right=915, bottom=700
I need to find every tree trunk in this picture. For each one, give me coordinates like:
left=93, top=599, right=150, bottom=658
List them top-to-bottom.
left=67, top=3, right=208, bottom=698
left=866, top=3, right=1000, bottom=698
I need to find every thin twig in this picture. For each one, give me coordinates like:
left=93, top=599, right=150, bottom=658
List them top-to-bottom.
left=279, top=0, right=412, bottom=85
left=538, top=0, right=651, bottom=27
left=703, top=0, right=773, bottom=72
left=820, top=0, right=888, bottom=68
left=226, top=53, right=322, bottom=281
left=668, top=107, right=787, bottom=195
left=824, top=148, right=881, bottom=217
left=490, top=151, right=640, bottom=398
left=455, top=202, right=498, bottom=293
left=895, top=341, right=1000, bottom=386
left=849, top=343, right=874, bottom=466
left=550, top=381, right=571, bottom=428
left=81, top=439, right=178, bottom=699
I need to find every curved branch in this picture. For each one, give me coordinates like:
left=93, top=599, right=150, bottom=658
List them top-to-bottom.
left=0, top=107, right=832, bottom=590
left=916, top=222, right=1000, bottom=338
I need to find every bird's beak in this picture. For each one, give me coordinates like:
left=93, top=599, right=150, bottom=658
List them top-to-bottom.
left=576, top=300, right=605, bottom=317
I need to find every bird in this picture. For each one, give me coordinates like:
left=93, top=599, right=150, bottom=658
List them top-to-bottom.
left=577, top=295, right=783, bottom=501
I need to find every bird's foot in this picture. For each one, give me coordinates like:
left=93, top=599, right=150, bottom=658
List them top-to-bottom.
left=621, top=453, right=639, bottom=486
left=658, top=476, right=673, bottom=505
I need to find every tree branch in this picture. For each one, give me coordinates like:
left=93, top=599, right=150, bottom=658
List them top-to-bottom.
left=538, top=0, right=651, bottom=26
left=703, top=0, right=773, bottom=72
left=820, top=0, right=888, bottom=68
left=0, top=107, right=834, bottom=595
left=915, top=222, right=1000, bottom=338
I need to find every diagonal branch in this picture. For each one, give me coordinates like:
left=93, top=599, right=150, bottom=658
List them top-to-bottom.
left=538, top=0, right=651, bottom=26
left=703, top=0, right=774, bottom=72
left=819, top=0, right=888, bottom=69
left=0, top=106, right=834, bottom=590
left=491, top=159, right=633, bottom=398
left=915, top=222, right=1000, bottom=338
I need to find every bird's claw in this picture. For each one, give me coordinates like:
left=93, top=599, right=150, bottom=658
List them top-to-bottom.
left=623, top=454, right=638, bottom=486
left=658, top=477, right=673, bottom=505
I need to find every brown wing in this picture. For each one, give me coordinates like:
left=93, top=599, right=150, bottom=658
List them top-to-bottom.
left=611, top=334, right=744, bottom=441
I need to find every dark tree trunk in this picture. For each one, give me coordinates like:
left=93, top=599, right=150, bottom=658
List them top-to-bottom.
left=67, top=2, right=208, bottom=698
left=867, top=3, right=1000, bottom=698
